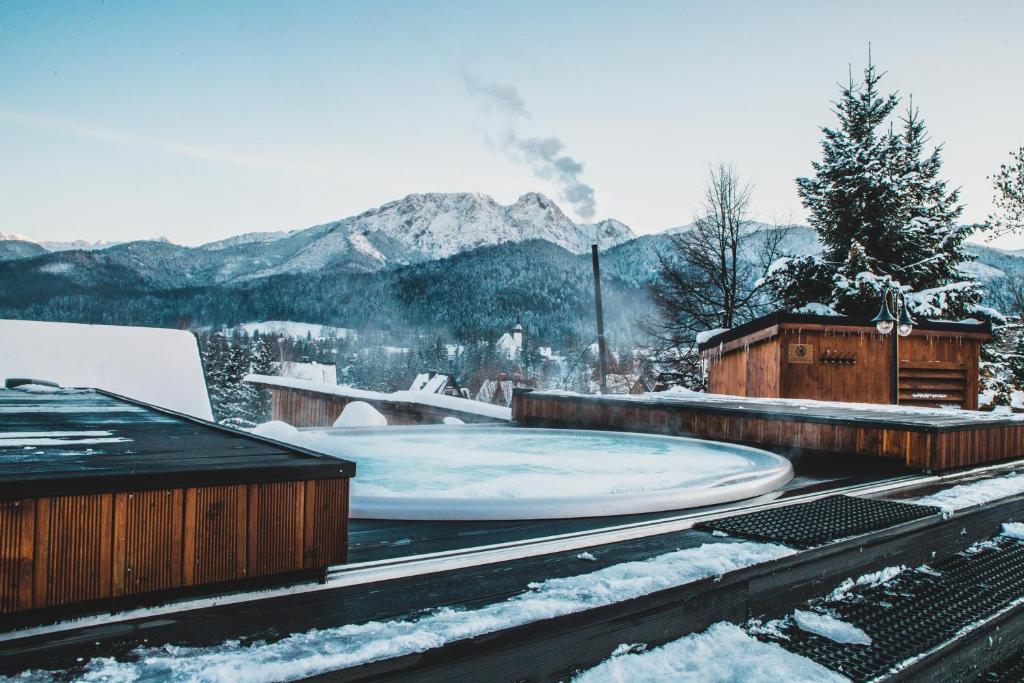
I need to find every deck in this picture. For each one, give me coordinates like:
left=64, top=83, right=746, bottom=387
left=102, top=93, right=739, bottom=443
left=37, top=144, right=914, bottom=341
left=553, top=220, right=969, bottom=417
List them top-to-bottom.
left=0, top=388, right=354, bottom=618
left=512, top=389, right=1024, bottom=470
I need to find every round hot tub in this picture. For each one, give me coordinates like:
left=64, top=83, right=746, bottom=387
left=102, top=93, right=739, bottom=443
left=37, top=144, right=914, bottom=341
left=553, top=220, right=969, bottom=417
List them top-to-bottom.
left=277, top=424, right=793, bottom=520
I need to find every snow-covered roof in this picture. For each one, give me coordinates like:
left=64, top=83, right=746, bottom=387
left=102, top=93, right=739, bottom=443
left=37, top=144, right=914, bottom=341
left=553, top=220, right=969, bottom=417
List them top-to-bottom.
left=0, top=319, right=212, bottom=420
left=276, top=361, right=337, bottom=385
left=246, top=374, right=511, bottom=420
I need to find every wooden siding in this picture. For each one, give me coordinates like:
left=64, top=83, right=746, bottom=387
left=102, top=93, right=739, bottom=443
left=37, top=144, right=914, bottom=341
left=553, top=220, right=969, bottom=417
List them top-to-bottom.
left=704, top=323, right=983, bottom=409
left=266, top=385, right=503, bottom=428
left=513, top=391, right=1024, bottom=472
left=0, top=478, right=348, bottom=615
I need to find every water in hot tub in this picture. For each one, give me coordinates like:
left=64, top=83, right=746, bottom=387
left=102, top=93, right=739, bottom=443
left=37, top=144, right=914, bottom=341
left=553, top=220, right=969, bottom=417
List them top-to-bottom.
left=252, top=422, right=787, bottom=500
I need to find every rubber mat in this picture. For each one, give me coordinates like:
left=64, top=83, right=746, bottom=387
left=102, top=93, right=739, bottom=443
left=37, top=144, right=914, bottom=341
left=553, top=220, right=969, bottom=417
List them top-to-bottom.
left=695, top=495, right=940, bottom=548
left=758, top=536, right=1024, bottom=681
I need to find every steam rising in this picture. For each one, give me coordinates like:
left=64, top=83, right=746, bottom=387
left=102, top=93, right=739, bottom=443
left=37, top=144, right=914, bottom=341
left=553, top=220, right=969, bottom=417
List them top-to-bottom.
left=464, top=74, right=596, bottom=220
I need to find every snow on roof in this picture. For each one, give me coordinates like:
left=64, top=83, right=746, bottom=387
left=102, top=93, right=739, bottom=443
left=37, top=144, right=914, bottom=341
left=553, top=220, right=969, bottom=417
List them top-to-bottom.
left=0, top=319, right=212, bottom=420
left=276, top=361, right=337, bottom=385
left=245, top=374, right=511, bottom=420
left=533, top=387, right=1024, bottom=423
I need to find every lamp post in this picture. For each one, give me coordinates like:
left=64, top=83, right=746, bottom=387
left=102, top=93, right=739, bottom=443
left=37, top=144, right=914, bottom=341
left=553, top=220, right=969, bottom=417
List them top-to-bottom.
left=870, top=287, right=916, bottom=404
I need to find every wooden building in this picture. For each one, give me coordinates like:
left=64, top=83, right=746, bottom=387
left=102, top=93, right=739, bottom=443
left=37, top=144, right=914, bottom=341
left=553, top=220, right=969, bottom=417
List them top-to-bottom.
left=698, top=312, right=991, bottom=410
left=247, top=375, right=510, bottom=428
left=0, top=388, right=354, bottom=619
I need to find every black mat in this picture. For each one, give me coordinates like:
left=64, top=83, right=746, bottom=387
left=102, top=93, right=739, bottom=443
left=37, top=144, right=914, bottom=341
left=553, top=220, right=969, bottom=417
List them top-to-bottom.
left=694, top=495, right=940, bottom=548
left=761, top=537, right=1024, bottom=681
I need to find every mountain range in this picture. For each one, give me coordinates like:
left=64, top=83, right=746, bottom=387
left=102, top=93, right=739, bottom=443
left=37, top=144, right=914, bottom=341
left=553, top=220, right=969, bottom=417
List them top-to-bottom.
left=0, top=191, right=1020, bottom=345
left=0, top=193, right=635, bottom=283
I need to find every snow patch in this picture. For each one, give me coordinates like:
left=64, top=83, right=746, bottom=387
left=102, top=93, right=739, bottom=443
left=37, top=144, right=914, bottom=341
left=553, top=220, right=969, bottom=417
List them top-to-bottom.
left=333, top=402, right=388, bottom=428
left=913, top=473, right=1024, bottom=512
left=1001, top=522, right=1024, bottom=541
left=792, top=610, right=871, bottom=645
left=573, top=622, right=846, bottom=683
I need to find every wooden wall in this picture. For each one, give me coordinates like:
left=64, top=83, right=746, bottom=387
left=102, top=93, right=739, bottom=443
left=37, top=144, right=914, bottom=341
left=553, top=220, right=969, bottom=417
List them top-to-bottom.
left=704, top=324, right=983, bottom=409
left=266, top=385, right=502, bottom=428
left=513, top=392, right=1024, bottom=473
left=0, top=478, right=348, bottom=615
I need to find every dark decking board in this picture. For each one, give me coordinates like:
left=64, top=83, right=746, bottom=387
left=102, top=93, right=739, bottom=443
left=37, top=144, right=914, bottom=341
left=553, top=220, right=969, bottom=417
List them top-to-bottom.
left=0, top=389, right=354, bottom=498
left=5, top=481, right=1023, bottom=679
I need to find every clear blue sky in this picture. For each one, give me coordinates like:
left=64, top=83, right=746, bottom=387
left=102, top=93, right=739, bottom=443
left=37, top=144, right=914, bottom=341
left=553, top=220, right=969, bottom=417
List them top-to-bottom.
left=2, top=1, right=1022, bottom=247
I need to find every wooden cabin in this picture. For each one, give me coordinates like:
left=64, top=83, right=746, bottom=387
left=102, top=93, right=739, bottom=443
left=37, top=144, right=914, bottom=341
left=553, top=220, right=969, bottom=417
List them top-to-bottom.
left=698, top=312, right=991, bottom=410
left=0, top=388, right=354, bottom=620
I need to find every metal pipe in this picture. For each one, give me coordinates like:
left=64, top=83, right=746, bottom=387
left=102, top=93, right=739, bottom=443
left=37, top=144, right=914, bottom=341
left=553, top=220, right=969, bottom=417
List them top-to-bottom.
left=591, top=243, right=609, bottom=393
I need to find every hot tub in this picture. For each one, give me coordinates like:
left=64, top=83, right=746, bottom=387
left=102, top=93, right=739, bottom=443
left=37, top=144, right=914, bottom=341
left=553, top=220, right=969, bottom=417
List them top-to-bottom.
left=269, top=424, right=794, bottom=520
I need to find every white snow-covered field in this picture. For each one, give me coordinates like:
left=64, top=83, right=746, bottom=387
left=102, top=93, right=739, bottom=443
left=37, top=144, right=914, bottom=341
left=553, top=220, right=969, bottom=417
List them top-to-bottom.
left=0, top=319, right=212, bottom=419
left=229, top=320, right=354, bottom=340
left=250, top=423, right=793, bottom=520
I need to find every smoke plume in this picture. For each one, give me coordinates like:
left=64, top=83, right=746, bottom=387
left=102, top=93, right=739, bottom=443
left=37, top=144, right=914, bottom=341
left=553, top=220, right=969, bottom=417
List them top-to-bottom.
left=463, top=74, right=597, bottom=220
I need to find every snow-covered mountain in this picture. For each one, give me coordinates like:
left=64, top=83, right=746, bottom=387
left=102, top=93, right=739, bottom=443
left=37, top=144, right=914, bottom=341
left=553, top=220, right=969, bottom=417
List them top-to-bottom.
left=1, top=192, right=637, bottom=282
left=225, top=192, right=635, bottom=279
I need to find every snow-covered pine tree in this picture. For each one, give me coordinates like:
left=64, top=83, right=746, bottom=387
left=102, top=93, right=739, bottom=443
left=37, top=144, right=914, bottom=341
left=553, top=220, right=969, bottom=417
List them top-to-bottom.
left=766, top=57, right=983, bottom=320
left=249, top=335, right=277, bottom=423
left=219, top=341, right=257, bottom=427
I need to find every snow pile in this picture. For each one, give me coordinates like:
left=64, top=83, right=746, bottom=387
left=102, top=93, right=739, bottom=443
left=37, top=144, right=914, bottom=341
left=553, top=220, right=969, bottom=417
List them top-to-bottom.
left=796, top=302, right=839, bottom=316
left=0, top=319, right=212, bottom=420
left=695, top=328, right=729, bottom=346
left=245, top=375, right=511, bottom=420
left=10, top=383, right=61, bottom=394
left=333, top=402, right=387, bottom=428
left=442, top=417, right=465, bottom=425
left=250, top=420, right=300, bottom=442
left=913, top=473, right=1024, bottom=512
left=1001, top=522, right=1024, bottom=541
left=43, top=542, right=795, bottom=682
left=826, top=565, right=906, bottom=602
left=792, top=610, right=871, bottom=645
left=573, top=623, right=846, bottom=683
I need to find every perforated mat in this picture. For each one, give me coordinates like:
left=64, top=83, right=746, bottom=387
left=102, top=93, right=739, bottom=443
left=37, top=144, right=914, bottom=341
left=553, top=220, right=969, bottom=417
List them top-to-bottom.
left=695, top=495, right=940, bottom=548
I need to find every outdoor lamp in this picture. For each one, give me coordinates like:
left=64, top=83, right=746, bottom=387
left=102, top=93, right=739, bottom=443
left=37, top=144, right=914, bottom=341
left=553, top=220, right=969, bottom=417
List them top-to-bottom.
left=871, top=299, right=897, bottom=335
left=896, top=304, right=916, bottom=338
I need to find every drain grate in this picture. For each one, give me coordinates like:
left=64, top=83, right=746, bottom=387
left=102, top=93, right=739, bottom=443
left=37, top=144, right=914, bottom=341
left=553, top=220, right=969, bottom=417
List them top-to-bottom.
left=695, top=495, right=940, bottom=548
left=758, top=537, right=1024, bottom=681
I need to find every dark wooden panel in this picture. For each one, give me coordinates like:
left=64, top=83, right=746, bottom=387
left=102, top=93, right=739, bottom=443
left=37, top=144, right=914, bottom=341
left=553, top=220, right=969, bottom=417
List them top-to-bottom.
left=304, top=478, right=349, bottom=566
left=247, top=481, right=305, bottom=577
left=184, top=484, right=248, bottom=586
left=113, top=489, right=184, bottom=596
left=34, top=494, right=113, bottom=608
left=0, top=499, right=35, bottom=613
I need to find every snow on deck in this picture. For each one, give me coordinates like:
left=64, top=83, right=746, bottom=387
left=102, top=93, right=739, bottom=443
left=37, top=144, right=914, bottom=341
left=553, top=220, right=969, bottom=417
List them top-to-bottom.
left=0, top=319, right=212, bottom=420
left=245, top=374, right=512, bottom=420
left=534, top=387, right=1024, bottom=423
left=912, top=473, right=1024, bottom=512
left=25, top=541, right=794, bottom=681
left=573, top=622, right=845, bottom=682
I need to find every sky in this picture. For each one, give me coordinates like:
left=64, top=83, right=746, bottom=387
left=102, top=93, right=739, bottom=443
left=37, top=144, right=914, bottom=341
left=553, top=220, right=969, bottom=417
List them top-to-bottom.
left=1, top=1, right=1022, bottom=248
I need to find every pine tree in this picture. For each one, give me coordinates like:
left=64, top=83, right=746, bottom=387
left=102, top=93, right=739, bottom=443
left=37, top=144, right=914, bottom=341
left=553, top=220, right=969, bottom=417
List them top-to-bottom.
left=767, top=57, right=982, bottom=320
left=249, top=335, right=277, bottom=423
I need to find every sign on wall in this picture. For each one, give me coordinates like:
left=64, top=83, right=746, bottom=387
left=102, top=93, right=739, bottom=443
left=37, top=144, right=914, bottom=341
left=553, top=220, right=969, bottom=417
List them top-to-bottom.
left=787, top=343, right=814, bottom=364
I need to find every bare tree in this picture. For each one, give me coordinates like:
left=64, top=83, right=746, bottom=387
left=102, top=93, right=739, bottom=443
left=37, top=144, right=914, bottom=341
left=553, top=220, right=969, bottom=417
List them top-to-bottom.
left=987, top=146, right=1024, bottom=237
left=644, top=163, right=790, bottom=387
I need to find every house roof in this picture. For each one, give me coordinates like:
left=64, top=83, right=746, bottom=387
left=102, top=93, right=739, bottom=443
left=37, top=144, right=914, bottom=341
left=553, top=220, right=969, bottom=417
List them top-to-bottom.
left=696, top=311, right=992, bottom=352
